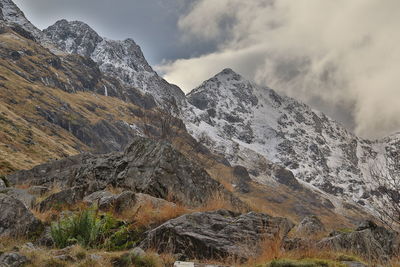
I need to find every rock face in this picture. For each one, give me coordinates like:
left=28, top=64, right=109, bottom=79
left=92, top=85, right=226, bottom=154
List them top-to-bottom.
left=43, top=19, right=185, bottom=107
left=185, top=68, right=400, bottom=211
left=8, top=137, right=239, bottom=208
left=0, top=194, right=42, bottom=237
left=140, top=210, right=294, bottom=260
left=294, top=216, right=326, bottom=237
left=318, top=221, right=399, bottom=261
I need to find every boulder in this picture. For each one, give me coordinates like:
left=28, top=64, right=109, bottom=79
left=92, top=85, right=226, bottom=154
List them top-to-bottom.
left=8, top=137, right=242, bottom=208
left=37, top=185, right=87, bottom=211
left=0, top=188, right=36, bottom=208
left=83, top=190, right=136, bottom=213
left=0, top=194, right=42, bottom=238
left=140, top=210, right=294, bottom=260
left=293, top=215, right=326, bottom=237
left=318, top=220, right=399, bottom=261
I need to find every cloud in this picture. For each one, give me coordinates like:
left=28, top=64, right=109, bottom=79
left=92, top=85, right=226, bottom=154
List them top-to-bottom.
left=157, top=0, right=400, bottom=138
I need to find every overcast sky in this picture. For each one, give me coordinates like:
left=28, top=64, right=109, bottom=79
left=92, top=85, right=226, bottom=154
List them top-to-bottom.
left=12, top=0, right=400, bottom=138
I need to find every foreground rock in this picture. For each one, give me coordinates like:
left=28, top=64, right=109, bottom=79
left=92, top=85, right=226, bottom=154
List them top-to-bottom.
left=8, top=137, right=241, bottom=208
left=0, top=194, right=42, bottom=238
left=140, top=210, right=294, bottom=260
left=318, top=220, right=399, bottom=262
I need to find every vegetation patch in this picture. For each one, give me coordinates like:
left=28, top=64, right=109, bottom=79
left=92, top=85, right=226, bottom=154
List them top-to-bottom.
left=50, top=207, right=144, bottom=250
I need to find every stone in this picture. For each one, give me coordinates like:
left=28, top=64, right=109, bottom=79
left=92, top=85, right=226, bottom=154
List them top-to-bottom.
left=9, top=137, right=243, bottom=209
left=37, top=185, right=87, bottom=211
left=0, top=188, right=36, bottom=208
left=83, top=190, right=136, bottom=213
left=0, top=194, right=42, bottom=238
left=140, top=210, right=294, bottom=260
left=294, top=215, right=326, bottom=237
left=318, top=221, right=399, bottom=262
left=130, top=247, right=146, bottom=258
left=0, top=252, right=29, bottom=267
left=341, top=261, right=368, bottom=267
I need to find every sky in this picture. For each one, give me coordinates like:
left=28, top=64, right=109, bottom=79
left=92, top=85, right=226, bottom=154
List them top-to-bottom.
left=12, top=0, right=400, bottom=138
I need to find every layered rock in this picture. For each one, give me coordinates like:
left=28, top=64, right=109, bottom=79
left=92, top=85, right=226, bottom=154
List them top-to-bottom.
left=8, top=137, right=240, bottom=208
left=0, top=194, right=42, bottom=237
left=140, top=210, right=294, bottom=260
left=318, top=221, right=400, bottom=261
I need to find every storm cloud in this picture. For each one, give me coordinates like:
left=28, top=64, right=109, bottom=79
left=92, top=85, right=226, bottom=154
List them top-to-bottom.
left=158, top=0, right=400, bottom=138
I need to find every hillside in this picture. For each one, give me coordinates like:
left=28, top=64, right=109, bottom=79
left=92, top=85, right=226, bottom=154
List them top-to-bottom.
left=0, top=0, right=399, bottom=266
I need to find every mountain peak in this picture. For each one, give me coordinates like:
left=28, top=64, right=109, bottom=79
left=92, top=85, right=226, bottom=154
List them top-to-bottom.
left=0, top=0, right=42, bottom=39
left=44, top=19, right=103, bottom=57
left=214, top=68, right=244, bottom=81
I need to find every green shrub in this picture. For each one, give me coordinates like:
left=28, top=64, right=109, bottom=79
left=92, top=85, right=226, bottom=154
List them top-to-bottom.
left=50, top=208, right=118, bottom=248
left=104, top=225, right=143, bottom=251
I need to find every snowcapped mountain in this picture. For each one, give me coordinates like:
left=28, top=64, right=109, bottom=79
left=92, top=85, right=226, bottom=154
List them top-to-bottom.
left=0, top=0, right=42, bottom=39
left=43, top=20, right=185, bottom=107
left=184, top=68, right=400, bottom=210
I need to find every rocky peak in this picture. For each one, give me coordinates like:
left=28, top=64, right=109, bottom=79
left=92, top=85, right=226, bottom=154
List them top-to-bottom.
left=0, top=0, right=42, bottom=39
left=43, top=19, right=103, bottom=57
left=44, top=19, right=185, bottom=107
left=188, top=68, right=258, bottom=111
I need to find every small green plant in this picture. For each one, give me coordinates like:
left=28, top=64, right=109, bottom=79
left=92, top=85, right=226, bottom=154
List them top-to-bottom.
left=50, top=208, right=118, bottom=249
left=104, top=225, right=143, bottom=251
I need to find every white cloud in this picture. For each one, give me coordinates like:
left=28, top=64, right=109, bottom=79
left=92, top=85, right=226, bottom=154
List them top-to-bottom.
left=157, top=0, right=400, bottom=138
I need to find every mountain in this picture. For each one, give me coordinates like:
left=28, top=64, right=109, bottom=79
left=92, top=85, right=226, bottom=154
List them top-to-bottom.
left=0, top=0, right=42, bottom=39
left=43, top=19, right=185, bottom=107
left=184, top=68, right=400, bottom=211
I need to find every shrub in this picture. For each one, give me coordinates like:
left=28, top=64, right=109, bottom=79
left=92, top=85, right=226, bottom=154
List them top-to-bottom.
left=50, top=208, right=118, bottom=248
left=104, top=225, right=144, bottom=251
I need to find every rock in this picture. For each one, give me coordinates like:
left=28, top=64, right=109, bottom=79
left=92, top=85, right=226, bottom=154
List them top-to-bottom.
left=9, top=137, right=243, bottom=208
left=0, top=178, right=6, bottom=189
left=37, top=185, right=88, bottom=211
left=0, top=188, right=36, bottom=208
left=83, top=190, right=136, bottom=213
left=135, top=193, right=176, bottom=210
left=0, top=194, right=42, bottom=238
left=140, top=210, right=294, bottom=260
left=294, top=215, right=326, bottom=237
left=318, top=221, right=399, bottom=261
left=35, top=226, right=54, bottom=247
left=130, top=247, right=146, bottom=258
left=0, top=252, right=29, bottom=267
left=341, top=261, right=368, bottom=267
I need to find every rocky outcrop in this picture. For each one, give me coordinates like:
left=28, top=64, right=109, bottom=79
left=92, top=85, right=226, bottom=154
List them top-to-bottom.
left=8, top=137, right=241, bottom=208
left=83, top=190, right=136, bottom=213
left=0, top=194, right=42, bottom=237
left=140, top=210, right=294, bottom=261
left=318, top=221, right=399, bottom=262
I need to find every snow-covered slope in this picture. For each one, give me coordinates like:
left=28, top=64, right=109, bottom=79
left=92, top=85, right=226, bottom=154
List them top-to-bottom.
left=0, top=0, right=42, bottom=39
left=43, top=20, right=185, bottom=107
left=185, top=68, right=400, bottom=210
